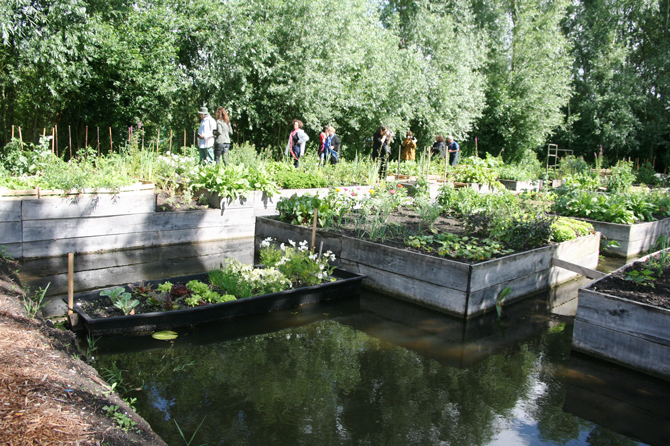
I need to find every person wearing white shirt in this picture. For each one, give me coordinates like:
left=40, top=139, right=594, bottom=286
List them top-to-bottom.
left=197, top=106, right=216, bottom=164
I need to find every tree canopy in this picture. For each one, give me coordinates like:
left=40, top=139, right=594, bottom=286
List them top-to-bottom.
left=1, top=0, right=668, bottom=169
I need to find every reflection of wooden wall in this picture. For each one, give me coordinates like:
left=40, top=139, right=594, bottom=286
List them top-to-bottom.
left=20, top=238, right=254, bottom=298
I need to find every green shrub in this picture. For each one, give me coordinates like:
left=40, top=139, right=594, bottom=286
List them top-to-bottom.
left=607, top=160, right=635, bottom=193
left=635, top=162, right=660, bottom=186
left=273, top=170, right=329, bottom=189
left=551, top=217, right=594, bottom=243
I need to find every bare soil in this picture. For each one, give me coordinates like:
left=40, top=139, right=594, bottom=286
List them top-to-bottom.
left=156, top=190, right=209, bottom=212
left=587, top=253, right=670, bottom=310
left=0, top=255, right=167, bottom=446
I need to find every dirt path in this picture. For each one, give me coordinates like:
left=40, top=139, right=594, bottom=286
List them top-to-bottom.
left=0, top=255, right=167, bottom=446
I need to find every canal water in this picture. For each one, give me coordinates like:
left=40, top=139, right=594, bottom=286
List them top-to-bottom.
left=19, top=241, right=669, bottom=446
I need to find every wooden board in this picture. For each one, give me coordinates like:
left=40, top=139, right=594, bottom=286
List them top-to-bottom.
left=21, top=193, right=156, bottom=220
left=0, top=200, right=21, bottom=221
left=0, top=222, right=22, bottom=245
left=341, top=236, right=471, bottom=291
left=470, top=246, right=551, bottom=291
left=341, top=259, right=468, bottom=316
left=467, top=270, right=551, bottom=317
left=576, top=289, right=670, bottom=347
left=572, top=319, right=670, bottom=381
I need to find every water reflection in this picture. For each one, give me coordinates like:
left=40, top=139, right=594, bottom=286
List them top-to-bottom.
left=94, top=290, right=656, bottom=446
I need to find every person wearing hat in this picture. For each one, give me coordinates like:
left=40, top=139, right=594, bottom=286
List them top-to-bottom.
left=197, top=106, right=216, bottom=164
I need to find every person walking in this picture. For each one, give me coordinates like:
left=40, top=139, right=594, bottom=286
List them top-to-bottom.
left=197, top=106, right=216, bottom=164
left=214, top=107, right=233, bottom=165
left=285, top=119, right=309, bottom=168
left=373, top=125, right=392, bottom=179
left=318, top=126, right=328, bottom=165
left=327, top=126, right=340, bottom=164
left=401, top=131, right=417, bottom=161
left=432, top=135, right=446, bottom=159
left=447, top=136, right=460, bottom=166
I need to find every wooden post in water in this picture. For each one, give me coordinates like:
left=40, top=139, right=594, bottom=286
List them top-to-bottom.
left=311, top=209, right=318, bottom=251
left=67, top=253, right=74, bottom=315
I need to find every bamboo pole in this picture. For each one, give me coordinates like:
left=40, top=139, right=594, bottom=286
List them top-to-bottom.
left=11, top=125, right=14, bottom=139
left=55, top=125, right=58, bottom=157
left=68, top=125, right=72, bottom=158
left=18, top=126, right=23, bottom=150
left=85, top=126, right=88, bottom=148
left=51, top=127, right=55, bottom=153
left=97, top=127, right=100, bottom=157
left=109, top=127, right=113, bottom=153
left=42, top=128, right=46, bottom=137
left=156, top=128, right=160, bottom=152
left=169, top=129, right=173, bottom=153
left=183, top=129, right=186, bottom=153
left=311, top=209, right=318, bottom=251
left=67, top=253, right=74, bottom=315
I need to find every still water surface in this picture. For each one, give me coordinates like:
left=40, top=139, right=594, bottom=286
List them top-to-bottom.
left=92, top=289, right=669, bottom=446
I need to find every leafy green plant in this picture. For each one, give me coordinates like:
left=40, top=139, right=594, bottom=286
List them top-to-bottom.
left=607, top=160, right=636, bottom=193
left=635, top=162, right=661, bottom=186
left=189, top=163, right=251, bottom=201
left=276, top=193, right=331, bottom=226
left=550, top=217, right=594, bottom=243
left=259, top=238, right=336, bottom=287
left=209, top=259, right=292, bottom=299
left=625, top=269, right=656, bottom=287
left=22, top=283, right=50, bottom=319
left=496, top=287, right=512, bottom=318
left=147, top=290, right=184, bottom=311
left=113, top=293, right=140, bottom=315
left=102, top=405, right=137, bottom=431
left=175, top=416, right=207, bottom=446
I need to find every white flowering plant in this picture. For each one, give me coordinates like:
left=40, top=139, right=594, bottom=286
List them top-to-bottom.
left=259, top=237, right=337, bottom=286
left=208, top=259, right=292, bottom=299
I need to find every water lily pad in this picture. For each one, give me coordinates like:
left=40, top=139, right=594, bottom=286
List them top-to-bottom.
left=152, top=330, right=178, bottom=341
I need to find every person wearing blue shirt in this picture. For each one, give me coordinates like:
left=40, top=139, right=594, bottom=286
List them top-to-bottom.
left=447, top=136, right=459, bottom=166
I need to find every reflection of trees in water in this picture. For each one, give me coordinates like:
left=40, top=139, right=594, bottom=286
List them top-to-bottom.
left=94, top=320, right=627, bottom=446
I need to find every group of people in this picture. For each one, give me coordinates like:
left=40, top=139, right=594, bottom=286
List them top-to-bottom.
left=197, top=106, right=233, bottom=165
left=196, top=108, right=459, bottom=174
left=285, top=120, right=341, bottom=168
left=374, top=125, right=460, bottom=178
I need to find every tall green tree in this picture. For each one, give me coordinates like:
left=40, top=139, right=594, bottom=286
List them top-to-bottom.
left=472, top=0, right=573, bottom=162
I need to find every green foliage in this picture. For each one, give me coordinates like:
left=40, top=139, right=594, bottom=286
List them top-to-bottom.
left=452, top=155, right=501, bottom=185
left=607, top=160, right=635, bottom=193
left=635, top=162, right=661, bottom=186
left=189, top=163, right=251, bottom=201
left=273, top=169, right=329, bottom=190
left=554, top=188, right=663, bottom=224
left=276, top=193, right=330, bottom=226
left=491, top=214, right=555, bottom=250
left=550, top=218, right=594, bottom=243
left=259, top=238, right=336, bottom=287
left=209, top=259, right=291, bottom=299
left=624, top=269, right=656, bottom=287
left=184, top=280, right=235, bottom=306
left=22, top=283, right=50, bottom=319
left=113, top=293, right=140, bottom=316
left=102, top=405, right=137, bottom=432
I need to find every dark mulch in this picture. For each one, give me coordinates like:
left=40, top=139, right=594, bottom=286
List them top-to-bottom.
left=587, top=253, right=670, bottom=310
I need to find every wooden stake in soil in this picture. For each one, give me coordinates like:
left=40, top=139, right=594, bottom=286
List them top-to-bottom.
left=11, top=124, right=14, bottom=139
left=55, top=124, right=58, bottom=157
left=68, top=125, right=72, bottom=159
left=18, top=126, right=23, bottom=150
left=97, top=126, right=100, bottom=157
left=51, top=127, right=55, bottom=153
left=109, top=127, right=113, bottom=153
left=42, top=128, right=46, bottom=137
left=156, top=128, right=160, bottom=152
left=169, top=129, right=173, bottom=153
left=183, top=129, right=186, bottom=156
left=397, top=143, right=402, bottom=180
left=311, top=209, right=318, bottom=251
left=67, top=253, right=74, bottom=315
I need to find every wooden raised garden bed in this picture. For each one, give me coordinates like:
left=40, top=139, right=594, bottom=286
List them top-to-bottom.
left=498, top=179, right=542, bottom=192
left=0, top=181, right=154, bottom=198
left=585, top=216, right=670, bottom=259
left=255, top=217, right=601, bottom=319
left=572, top=249, right=670, bottom=381
left=68, top=268, right=365, bottom=335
